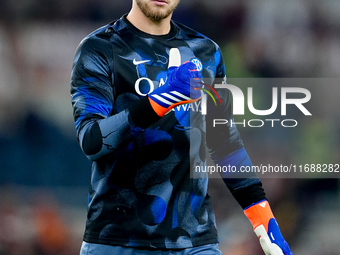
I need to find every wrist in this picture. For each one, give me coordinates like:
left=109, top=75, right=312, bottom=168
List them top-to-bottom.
left=244, top=200, right=274, bottom=231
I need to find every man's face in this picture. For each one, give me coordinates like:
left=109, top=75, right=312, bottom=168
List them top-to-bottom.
left=135, top=0, right=180, bottom=21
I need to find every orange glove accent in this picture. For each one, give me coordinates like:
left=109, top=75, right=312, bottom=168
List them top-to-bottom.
left=244, top=200, right=274, bottom=231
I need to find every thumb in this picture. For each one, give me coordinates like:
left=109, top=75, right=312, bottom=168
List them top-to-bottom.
left=168, top=48, right=181, bottom=69
left=255, top=225, right=284, bottom=255
left=259, top=236, right=283, bottom=255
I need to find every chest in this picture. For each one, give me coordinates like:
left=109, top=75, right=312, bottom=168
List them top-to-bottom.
left=111, top=38, right=214, bottom=99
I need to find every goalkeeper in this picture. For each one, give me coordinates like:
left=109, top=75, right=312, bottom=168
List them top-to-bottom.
left=70, top=0, right=293, bottom=254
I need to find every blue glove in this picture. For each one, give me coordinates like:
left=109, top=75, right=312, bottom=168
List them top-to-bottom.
left=148, top=48, right=202, bottom=117
left=244, top=200, right=293, bottom=255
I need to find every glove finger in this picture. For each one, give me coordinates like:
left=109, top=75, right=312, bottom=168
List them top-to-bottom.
left=259, top=230, right=284, bottom=255
left=259, top=235, right=272, bottom=254
left=260, top=237, right=283, bottom=255
left=282, top=241, right=293, bottom=255
left=271, top=243, right=284, bottom=255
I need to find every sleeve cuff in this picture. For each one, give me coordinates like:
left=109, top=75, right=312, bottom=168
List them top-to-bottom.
left=230, top=182, right=267, bottom=209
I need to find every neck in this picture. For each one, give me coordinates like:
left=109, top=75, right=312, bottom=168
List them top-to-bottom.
left=126, top=4, right=172, bottom=35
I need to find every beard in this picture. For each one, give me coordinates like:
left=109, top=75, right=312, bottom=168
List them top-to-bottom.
left=135, top=0, right=180, bottom=21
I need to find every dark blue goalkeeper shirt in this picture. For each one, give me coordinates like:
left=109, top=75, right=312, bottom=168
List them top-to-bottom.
left=70, top=15, right=260, bottom=249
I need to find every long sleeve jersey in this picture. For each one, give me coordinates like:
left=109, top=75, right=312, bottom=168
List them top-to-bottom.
left=70, top=15, right=261, bottom=249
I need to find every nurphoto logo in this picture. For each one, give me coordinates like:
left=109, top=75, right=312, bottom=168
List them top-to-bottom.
left=200, top=78, right=312, bottom=128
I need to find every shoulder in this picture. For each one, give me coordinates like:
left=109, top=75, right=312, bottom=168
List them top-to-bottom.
left=173, top=21, right=221, bottom=50
left=173, top=21, right=224, bottom=72
left=72, top=23, right=118, bottom=67
left=72, top=23, right=118, bottom=73
left=78, top=23, right=115, bottom=50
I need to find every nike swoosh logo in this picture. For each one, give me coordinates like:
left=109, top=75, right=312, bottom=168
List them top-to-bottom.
left=133, top=58, right=151, bottom=65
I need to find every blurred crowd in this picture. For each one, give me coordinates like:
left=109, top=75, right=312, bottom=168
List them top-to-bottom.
left=0, top=0, right=339, bottom=254
left=0, top=186, right=87, bottom=255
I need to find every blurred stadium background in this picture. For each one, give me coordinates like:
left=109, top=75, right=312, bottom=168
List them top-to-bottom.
left=0, top=0, right=339, bottom=254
